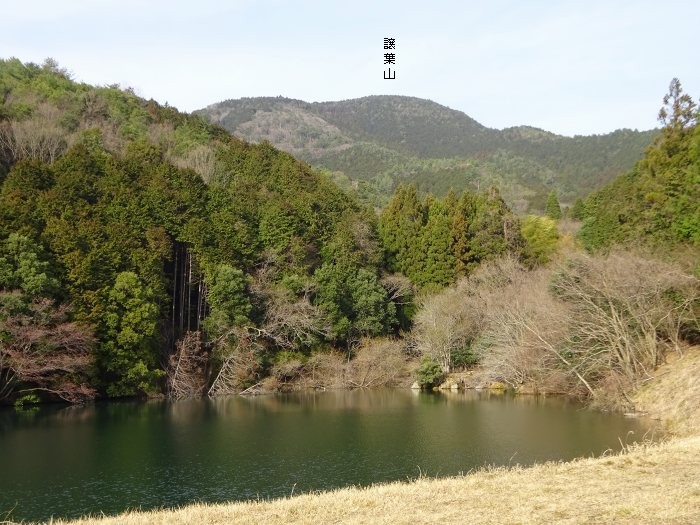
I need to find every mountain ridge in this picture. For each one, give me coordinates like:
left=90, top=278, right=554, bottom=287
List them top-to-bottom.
left=197, top=95, right=657, bottom=212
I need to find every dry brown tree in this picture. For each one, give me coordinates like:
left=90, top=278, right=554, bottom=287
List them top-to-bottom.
left=0, top=103, right=67, bottom=164
left=170, top=144, right=221, bottom=183
left=410, top=251, right=698, bottom=406
left=479, top=251, right=699, bottom=404
left=550, top=251, right=699, bottom=397
left=411, top=257, right=526, bottom=373
left=380, top=273, right=414, bottom=307
left=0, top=298, right=96, bottom=403
left=207, top=328, right=266, bottom=396
left=166, top=331, right=208, bottom=399
left=345, top=338, right=407, bottom=388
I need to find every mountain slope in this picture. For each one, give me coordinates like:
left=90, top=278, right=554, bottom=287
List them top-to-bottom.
left=0, top=58, right=397, bottom=400
left=197, top=96, right=657, bottom=212
left=578, top=96, right=700, bottom=251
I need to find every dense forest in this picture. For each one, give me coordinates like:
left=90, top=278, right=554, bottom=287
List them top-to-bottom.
left=0, top=59, right=697, bottom=411
left=0, top=59, right=529, bottom=404
left=577, top=79, right=700, bottom=252
left=197, top=95, right=657, bottom=212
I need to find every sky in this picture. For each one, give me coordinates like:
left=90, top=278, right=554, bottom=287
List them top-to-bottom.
left=3, top=0, right=699, bottom=136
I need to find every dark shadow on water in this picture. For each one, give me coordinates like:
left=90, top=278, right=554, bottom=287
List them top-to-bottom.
left=0, top=389, right=652, bottom=522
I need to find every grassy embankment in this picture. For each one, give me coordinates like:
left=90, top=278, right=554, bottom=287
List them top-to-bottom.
left=44, top=348, right=700, bottom=525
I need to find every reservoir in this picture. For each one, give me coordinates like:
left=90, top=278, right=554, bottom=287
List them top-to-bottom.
left=0, top=390, right=651, bottom=522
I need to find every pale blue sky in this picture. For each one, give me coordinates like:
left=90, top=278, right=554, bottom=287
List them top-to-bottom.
left=3, top=0, right=699, bottom=136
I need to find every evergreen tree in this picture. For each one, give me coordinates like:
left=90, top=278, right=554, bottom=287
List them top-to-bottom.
left=580, top=79, right=699, bottom=250
left=379, top=184, right=425, bottom=280
left=457, top=188, right=512, bottom=274
left=451, top=191, right=477, bottom=277
left=545, top=191, right=562, bottom=219
left=570, top=198, right=585, bottom=220
left=418, top=200, right=456, bottom=287
left=521, top=215, right=559, bottom=265
left=0, top=234, right=59, bottom=298
left=202, top=264, right=251, bottom=337
left=348, top=268, right=396, bottom=335
left=100, top=272, right=161, bottom=397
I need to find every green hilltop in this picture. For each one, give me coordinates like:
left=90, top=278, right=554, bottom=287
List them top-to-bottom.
left=197, top=95, right=657, bottom=212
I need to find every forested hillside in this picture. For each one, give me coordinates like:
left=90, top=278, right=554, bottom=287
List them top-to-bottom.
left=0, top=59, right=527, bottom=404
left=0, top=59, right=395, bottom=402
left=578, top=79, right=700, bottom=252
left=197, top=96, right=657, bottom=212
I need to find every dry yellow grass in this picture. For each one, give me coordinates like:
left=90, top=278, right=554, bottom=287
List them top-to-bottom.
left=634, top=346, right=700, bottom=437
left=44, top=348, right=700, bottom=525
left=48, top=437, right=700, bottom=525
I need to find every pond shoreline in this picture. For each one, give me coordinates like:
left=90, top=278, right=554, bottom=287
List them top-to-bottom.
left=36, top=348, right=699, bottom=525
left=46, top=435, right=700, bottom=525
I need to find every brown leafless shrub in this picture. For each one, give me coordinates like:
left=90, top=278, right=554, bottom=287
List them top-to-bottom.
left=0, top=103, right=68, bottom=163
left=170, top=145, right=222, bottom=183
left=556, top=218, right=582, bottom=238
left=411, top=250, right=699, bottom=407
left=550, top=251, right=699, bottom=389
left=411, top=256, right=527, bottom=373
left=476, top=267, right=583, bottom=396
left=411, top=290, right=473, bottom=373
left=0, top=298, right=96, bottom=403
left=167, top=331, right=208, bottom=399
left=207, top=333, right=264, bottom=397
left=262, top=338, right=410, bottom=392
left=345, top=338, right=408, bottom=388
left=298, top=351, right=347, bottom=390
left=270, top=354, right=306, bottom=385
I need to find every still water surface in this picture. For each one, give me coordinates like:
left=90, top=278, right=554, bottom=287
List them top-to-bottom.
left=0, top=390, right=651, bottom=522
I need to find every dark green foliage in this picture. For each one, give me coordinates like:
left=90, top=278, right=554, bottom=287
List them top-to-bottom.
left=0, top=60, right=404, bottom=400
left=579, top=80, right=699, bottom=251
left=199, top=95, right=657, bottom=212
left=0, top=160, right=54, bottom=237
left=379, top=184, right=424, bottom=277
left=380, top=185, right=524, bottom=289
left=453, top=188, right=522, bottom=276
left=545, top=191, right=562, bottom=219
left=570, top=198, right=585, bottom=220
left=417, top=200, right=456, bottom=287
left=0, top=234, right=59, bottom=298
left=202, top=264, right=251, bottom=337
left=314, top=264, right=396, bottom=341
left=348, top=269, right=397, bottom=335
left=100, top=272, right=161, bottom=397
left=451, top=346, right=479, bottom=369
left=416, top=356, right=444, bottom=388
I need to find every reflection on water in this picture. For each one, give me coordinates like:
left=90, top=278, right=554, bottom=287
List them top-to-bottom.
left=0, top=390, right=651, bottom=522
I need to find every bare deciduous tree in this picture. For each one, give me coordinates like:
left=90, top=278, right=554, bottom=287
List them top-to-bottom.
left=0, top=103, right=67, bottom=164
left=171, top=145, right=222, bottom=183
left=411, top=251, right=699, bottom=407
left=551, top=252, right=699, bottom=387
left=380, top=273, right=414, bottom=306
left=260, top=288, right=330, bottom=349
left=0, top=298, right=96, bottom=403
left=207, top=330, right=264, bottom=397
left=167, top=331, right=208, bottom=399
left=346, top=338, right=407, bottom=388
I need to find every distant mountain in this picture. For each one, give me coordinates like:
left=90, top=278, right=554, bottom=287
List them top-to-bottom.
left=196, top=95, right=657, bottom=212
